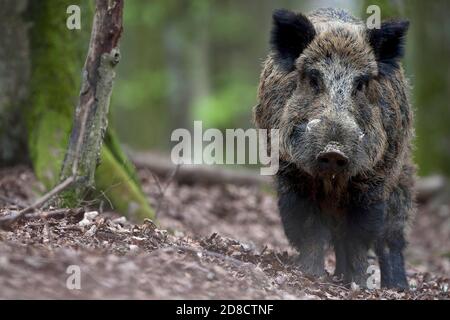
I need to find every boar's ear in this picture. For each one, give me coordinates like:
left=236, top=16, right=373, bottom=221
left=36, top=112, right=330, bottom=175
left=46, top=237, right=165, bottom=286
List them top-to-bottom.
left=270, top=9, right=316, bottom=72
left=368, top=20, right=409, bottom=74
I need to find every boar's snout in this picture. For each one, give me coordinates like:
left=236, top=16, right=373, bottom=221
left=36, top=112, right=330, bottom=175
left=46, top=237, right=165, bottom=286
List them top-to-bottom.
left=289, top=111, right=367, bottom=177
left=317, top=148, right=349, bottom=174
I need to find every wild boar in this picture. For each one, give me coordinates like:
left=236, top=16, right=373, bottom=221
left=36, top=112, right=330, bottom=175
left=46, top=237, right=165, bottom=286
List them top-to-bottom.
left=254, top=8, right=415, bottom=289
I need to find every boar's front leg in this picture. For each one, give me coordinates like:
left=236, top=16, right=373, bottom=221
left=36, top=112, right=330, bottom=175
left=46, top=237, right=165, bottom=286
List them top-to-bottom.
left=278, top=191, right=328, bottom=277
left=344, top=201, right=386, bottom=287
left=333, top=236, right=347, bottom=279
left=375, top=239, right=392, bottom=288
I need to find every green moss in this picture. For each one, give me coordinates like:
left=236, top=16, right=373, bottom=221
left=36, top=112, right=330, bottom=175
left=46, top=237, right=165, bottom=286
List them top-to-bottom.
left=26, top=0, right=92, bottom=188
left=26, top=0, right=156, bottom=220
left=32, top=111, right=72, bottom=188
left=104, top=126, right=140, bottom=185
left=95, top=146, right=155, bottom=222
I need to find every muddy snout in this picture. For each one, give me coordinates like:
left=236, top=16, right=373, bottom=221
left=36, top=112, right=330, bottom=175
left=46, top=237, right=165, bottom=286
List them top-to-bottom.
left=300, top=115, right=364, bottom=176
left=317, top=144, right=349, bottom=174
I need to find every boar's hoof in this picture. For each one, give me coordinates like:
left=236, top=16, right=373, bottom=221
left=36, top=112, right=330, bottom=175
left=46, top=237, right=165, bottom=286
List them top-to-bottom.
left=297, top=256, right=326, bottom=277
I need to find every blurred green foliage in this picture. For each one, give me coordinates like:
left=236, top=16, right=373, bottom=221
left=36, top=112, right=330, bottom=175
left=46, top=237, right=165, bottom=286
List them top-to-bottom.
left=111, top=0, right=450, bottom=176
left=112, top=0, right=298, bottom=149
left=193, top=83, right=256, bottom=129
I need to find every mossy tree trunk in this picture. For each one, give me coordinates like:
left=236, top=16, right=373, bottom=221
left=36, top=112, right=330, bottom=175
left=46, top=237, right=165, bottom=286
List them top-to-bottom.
left=0, top=0, right=154, bottom=221
left=26, top=0, right=90, bottom=188
left=59, top=0, right=154, bottom=221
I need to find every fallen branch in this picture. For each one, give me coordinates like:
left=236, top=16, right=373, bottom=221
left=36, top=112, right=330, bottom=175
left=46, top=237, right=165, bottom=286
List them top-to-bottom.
left=131, top=151, right=271, bottom=187
left=131, top=151, right=447, bottom=204
left=149, top=164, right=180, bottom=218
left=416, top=175, right=447, bottom=203
left=20, top=177, right=74, bottom=215
left=28, top=208, right=84, bottom=221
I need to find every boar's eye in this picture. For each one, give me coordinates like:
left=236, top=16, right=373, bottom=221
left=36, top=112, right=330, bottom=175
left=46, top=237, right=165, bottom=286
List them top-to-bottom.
left=304, top=69, right=322, bottom=92
left=354, top=75, right=370, bottom=94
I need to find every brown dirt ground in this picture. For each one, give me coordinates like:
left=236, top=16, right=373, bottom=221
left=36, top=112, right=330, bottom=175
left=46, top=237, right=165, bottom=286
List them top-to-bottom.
left=0, top=165, right=449, bottom=299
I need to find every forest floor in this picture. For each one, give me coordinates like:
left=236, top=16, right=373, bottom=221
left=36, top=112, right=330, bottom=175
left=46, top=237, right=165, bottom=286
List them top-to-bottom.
left=0, top=165, right=449, bottom=300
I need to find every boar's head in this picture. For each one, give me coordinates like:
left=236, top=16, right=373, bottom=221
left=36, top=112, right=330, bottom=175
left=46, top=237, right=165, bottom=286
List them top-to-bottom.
left=257, top=9, right=409, bottom=182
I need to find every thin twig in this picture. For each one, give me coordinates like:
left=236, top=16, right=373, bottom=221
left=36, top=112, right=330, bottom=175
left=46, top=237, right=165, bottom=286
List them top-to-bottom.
left=153, top=164, right=180, bottom=218
left=148, top=168, right=163, bottom=195
left=19, top=177, right=74, bottom=215
left=76, top=179, right=127, bottom=209
left=100, top=190, right=114, bottom=210
left=0, top=206, right=79, bottom=230
left=29, top=208, right=78, bottom=220
left=259, top=245, right=268, bottom=256
left=274, top=252, right=286, bottom=266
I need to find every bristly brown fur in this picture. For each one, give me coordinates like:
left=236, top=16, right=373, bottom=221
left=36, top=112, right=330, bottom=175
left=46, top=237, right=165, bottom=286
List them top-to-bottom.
left=254, top=8, right=416, bottom=289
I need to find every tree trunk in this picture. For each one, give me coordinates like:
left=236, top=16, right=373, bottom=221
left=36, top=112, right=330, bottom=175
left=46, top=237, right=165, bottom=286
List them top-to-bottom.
left=0, top=0, right=30, bottom=166
left=0, top=0, right=154, bottom=221
left=26, top=0, right=90, bottom=188
left=59, top=0, right=154, bottom=221
left=61, top=0, right=124, bottom=190
left=164, top=23, right=191, bottom=132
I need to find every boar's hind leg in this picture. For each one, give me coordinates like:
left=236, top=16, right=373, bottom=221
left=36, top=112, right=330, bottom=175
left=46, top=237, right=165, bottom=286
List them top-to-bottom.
left=384, top=182, right=412, bottom=290
left=278, top=191, right=327, bottom=277
left=387, top=232, right=409, bottom=290
left=333, top=236, right=347, bottom=279
left=343, top=238, right=370, bottom=287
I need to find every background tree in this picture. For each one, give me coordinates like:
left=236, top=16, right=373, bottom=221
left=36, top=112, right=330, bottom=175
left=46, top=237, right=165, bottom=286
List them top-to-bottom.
left=0, top=0, right=154, bottom=221
left=0, top=0, right=29, bottom=166
left=408, top=0, right=450, bottom=176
